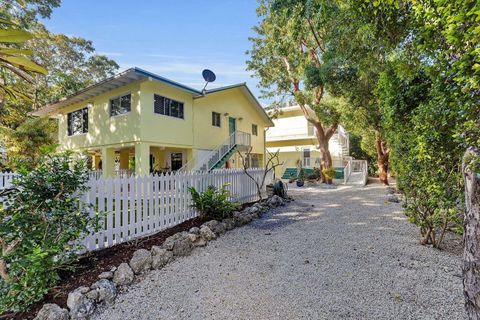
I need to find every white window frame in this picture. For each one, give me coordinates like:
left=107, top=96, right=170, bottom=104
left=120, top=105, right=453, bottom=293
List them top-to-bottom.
left=109, top=92, right=132, bottom=117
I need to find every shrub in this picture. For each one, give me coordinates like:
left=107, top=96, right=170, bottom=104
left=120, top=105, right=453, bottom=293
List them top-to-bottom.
left=0, top=152, right=99, bottom=313
left=322, top=167, right=336, bottom=180
left=297, top=168, right=306, bottom=181
left=188, top=184, right=241, bottom=221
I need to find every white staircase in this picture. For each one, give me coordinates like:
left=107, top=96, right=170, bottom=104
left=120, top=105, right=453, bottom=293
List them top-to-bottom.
left=180, top=131, right=251, bottom=172
left=344, top=159, right=368, bottom=186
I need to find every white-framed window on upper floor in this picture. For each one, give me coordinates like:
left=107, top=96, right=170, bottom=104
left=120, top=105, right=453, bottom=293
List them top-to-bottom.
left=110, top=93, right=131, bottom=117
left=154, top=94, right=184, bottom=119
left=67, top=107, right=88, bottom=136
left=212, top=112, right=221, bottom=127
left=252, top=124, right=258, bottom=136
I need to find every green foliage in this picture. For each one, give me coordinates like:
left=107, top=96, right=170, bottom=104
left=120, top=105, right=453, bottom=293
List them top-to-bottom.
left=0, top=17, right=47, bottom=101
left=0, top=117, right=57, bottom=170
left=0, top=152, right=99, bottom=312
left=322, top=167, right=336, bottom=180
left=297, top=168, right=307, bottom=181
left=188, top=184, right=241, bottom=221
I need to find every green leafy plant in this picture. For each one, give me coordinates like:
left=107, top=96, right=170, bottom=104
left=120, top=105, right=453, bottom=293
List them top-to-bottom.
left=0, top=152, right=100, bottom=313
left=322, top=167, right=335, bottom=181
left=297, top=168, right=306, bottom=181
left=188, top=184, right=241, bottom=221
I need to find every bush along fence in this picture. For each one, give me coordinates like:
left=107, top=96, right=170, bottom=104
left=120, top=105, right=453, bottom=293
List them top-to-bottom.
left=80, top=168, right=271, bottom=252
left=0, top=172, right=18, bottom=206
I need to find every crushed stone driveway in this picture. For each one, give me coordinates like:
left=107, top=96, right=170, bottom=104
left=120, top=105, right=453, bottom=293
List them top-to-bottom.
left=93, top=182, right=465, bottom=320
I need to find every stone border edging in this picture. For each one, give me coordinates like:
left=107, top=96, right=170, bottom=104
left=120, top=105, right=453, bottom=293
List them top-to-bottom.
left=34, top=195, right=288, bottom=320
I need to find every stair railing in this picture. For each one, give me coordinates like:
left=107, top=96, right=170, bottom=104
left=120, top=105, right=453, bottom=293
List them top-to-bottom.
left=179, top=131, right=251, bottom=172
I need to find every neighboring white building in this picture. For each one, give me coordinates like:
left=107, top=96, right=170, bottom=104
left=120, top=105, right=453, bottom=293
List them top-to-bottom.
left=266, top=104, right=349, bottom=179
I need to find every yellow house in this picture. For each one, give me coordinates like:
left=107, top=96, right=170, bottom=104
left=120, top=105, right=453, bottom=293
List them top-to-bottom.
left=32, top=68, right=274, bottom=176
left=266, top=104, right=349, bottom=179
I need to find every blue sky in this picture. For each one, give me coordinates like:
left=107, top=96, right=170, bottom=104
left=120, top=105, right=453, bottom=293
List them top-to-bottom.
left=42, top=0, right=268, bottom=103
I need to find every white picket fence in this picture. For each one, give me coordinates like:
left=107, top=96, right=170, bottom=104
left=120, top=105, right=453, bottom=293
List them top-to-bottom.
left=81, top=168, right=270, bottom=252
left=0, top=169, right=271, bottom=252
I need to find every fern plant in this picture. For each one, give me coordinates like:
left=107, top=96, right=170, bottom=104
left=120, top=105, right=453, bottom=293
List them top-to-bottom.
left=188, top=184, right=240, bottom=221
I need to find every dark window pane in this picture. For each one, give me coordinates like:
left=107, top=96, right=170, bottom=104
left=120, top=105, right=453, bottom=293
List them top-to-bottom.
left=121, top=94, right=131, bottom=113
left=154, top=95, right=165, bottom=114
left=154, top=95, right=184, bottom=119
left=110, top=97, right=120, bottom=116
left=178, top=103, right=184, bottom=119
left=82, top=108, right=88, bottom=133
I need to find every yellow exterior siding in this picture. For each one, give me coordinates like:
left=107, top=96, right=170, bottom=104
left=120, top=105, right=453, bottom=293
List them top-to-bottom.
left=39, top=69, right=273, bottom=176
left=139, top=80, right=194, bottom=148
left=58, top=81, right=142, bottom=151
left=192, top=88, right=266, bottom=155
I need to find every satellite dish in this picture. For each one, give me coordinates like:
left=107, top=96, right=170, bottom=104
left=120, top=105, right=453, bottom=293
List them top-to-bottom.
left=202, top=69, right=216, bottom=93
left=202, top=69, right=216, bottom=82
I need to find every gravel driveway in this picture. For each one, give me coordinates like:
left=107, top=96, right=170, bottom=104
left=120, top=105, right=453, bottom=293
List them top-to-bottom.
left=93, top=182, right=465, bottom=320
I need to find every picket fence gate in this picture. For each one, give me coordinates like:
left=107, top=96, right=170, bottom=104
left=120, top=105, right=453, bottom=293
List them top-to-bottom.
left=80, top=168, right=270, bottom=252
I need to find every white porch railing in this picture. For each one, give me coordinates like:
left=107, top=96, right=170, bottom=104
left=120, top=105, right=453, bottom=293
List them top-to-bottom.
left=344, top=159, right=368, bottom=186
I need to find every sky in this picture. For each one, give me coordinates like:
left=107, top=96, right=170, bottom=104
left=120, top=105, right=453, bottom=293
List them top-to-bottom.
left=42, top=0, right=268, bottom=103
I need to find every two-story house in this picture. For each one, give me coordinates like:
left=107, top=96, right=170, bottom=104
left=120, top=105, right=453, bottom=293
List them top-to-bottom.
left=32, top=68, right=274, bottom=176
left=266, top=104, right=349, bottom=179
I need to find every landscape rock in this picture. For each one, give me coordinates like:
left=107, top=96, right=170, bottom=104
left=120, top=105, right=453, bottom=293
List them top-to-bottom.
left=386, top=187, right=396, bottom=194
left=387, top=194, right=400, bottom=203
left=267, top=195, right=284, bottom=207
left=245, top=206, right=260, bottom=218
left=233, top=211, right=252, bottom=226
left=222, top=218, right=235, bottom=230
left=201, top=220, right=220, bottom=234
left=199, top=226, right=217, bottom=241
left=189, top=227, right=200, bottom=234
left=163, top=232, right=188, bottom=250
left=187, top=233, right=207, bottom=247
left=151, top=246, right=174, bottom=269
left=129, top=249, right=152, bottom=274
left=113, top=263, right=134, bottom=286
left=98, top=271, right=113, bottom=280
left=90, top=279, right=117, bottom=304
left=67, top=287, right=95, bottom=320
left=85, top=290, right=99, bottom=301
left=34, top=303, right=69, bottom=320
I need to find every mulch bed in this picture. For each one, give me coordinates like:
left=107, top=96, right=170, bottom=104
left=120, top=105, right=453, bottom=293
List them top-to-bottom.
left=1, top=217, right=205, bottom=320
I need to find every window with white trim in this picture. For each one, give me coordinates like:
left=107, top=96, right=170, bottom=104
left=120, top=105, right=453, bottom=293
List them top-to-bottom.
left=109, top=93, right=131, bottom=117
left=154, top=94, right=184, bottom=119
left=67, top=107, right=88, bottom=136
left=212, top=112, right=221, bottom=127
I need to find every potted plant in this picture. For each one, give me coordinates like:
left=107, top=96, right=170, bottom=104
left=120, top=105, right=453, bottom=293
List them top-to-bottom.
left=297, top=167, right=306, bottom=187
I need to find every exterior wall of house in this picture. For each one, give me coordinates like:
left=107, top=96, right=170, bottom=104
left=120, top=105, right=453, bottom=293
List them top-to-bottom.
left=51, top=78, right=269, bottom=175
left=57, top=80, right=143, bottom=151
left=139, top=80, right=194, bottom=148
left=192, top=88, right=267, bottom=167
left=266, top=105, right=348, bottom=178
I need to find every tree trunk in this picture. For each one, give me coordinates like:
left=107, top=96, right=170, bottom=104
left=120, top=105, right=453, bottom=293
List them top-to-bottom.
left=375, top=133, right=389, bottom=185
left=463, top=147, right=480, bottom=319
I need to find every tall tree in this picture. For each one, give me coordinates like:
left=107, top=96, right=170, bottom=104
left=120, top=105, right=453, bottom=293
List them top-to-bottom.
left=247, top=0, right=340, bottom=180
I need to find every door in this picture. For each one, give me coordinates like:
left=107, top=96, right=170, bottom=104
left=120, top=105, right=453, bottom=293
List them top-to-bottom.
left=228, top=117, right=236, bottom=135
left=171, top=153, right=183, bottom=171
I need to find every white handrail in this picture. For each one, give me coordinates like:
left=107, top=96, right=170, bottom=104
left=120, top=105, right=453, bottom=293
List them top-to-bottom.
left=180, top=130, right=251, bottom=172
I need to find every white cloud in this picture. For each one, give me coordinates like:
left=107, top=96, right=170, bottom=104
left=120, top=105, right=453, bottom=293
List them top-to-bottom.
left=97, top=51, right=124, bottom=57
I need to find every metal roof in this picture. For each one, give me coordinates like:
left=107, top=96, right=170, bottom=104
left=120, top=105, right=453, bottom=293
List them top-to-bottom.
left=31, top=67, right=202, bottom=116
left=31, top=68, right=273, bottom=127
